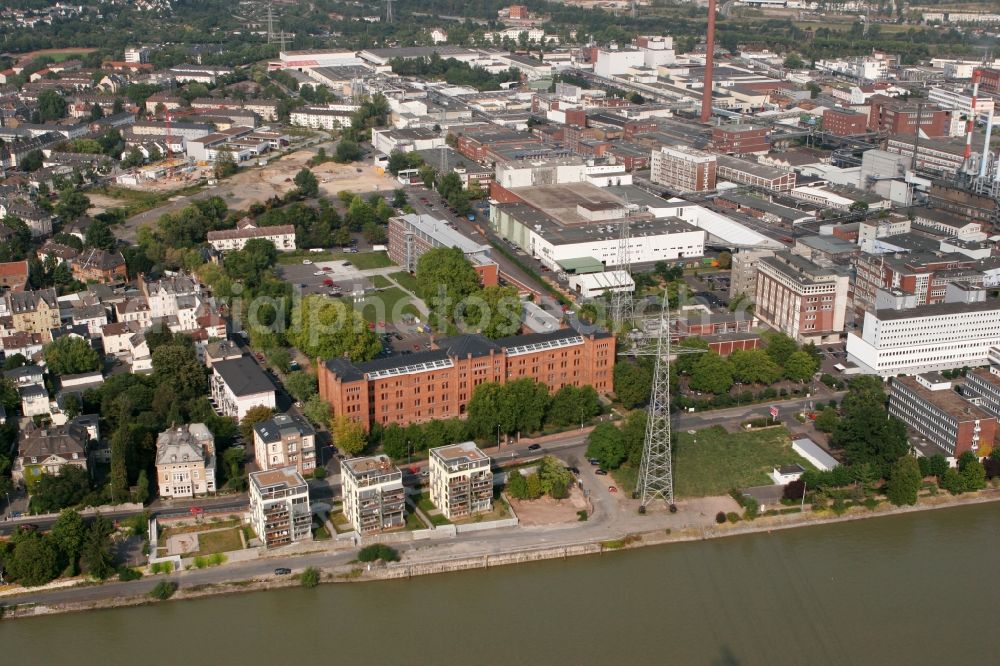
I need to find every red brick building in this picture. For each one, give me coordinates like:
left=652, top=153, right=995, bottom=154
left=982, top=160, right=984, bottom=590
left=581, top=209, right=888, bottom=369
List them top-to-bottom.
left=508, top=4, right=528, bottom=19
left=979, top=68, right=1000, bottom=95
left=868, top=96, right=951, bottom=137
left=822, top=108, right=868, bottom=136
left=711, top=126, right=769, bottom=155
left=71, top=249, right=127, bottom=284
left=0, top=260, right=29, bottom=291
left=318, top=330, right=615, bottom=430
left=889, top=375, right=997, bottom=458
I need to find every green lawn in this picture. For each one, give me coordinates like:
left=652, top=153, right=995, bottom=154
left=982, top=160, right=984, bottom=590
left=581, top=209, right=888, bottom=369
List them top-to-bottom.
left=88, top=184, right=205, bottom=217
left=277, top=250, right=335, bottom=264
left=333, top=251, right=394, bottom=269
left=389, top=271, right=419, bottom=293
left=370, top=274, right=392, bottom=288
left=352, top=286, right=420, bottom=323
left=672, top=426, right=812, bottom=498
left=194, top=528, right=244, bottom=555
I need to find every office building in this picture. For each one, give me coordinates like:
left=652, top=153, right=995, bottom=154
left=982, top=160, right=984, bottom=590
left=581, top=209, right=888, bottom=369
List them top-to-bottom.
left=650, top=146, right=717, bottom=192
left=387, top=214, right=498, bottom=286
left=754, top=251, right=850, bottom=344
left=846, top=287, right=1000, bottom=376
left=210, top=357, right=276, bottom=420
left=888, top=373, right=996, bottom=457
left=429, top=442, right=493, bottom=521
left=341, top=454, right=406, bottom=534
left=249, top=467, right=312, bottom=549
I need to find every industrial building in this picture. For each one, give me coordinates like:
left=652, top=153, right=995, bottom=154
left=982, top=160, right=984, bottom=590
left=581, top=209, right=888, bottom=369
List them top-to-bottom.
left=649, top=146, right=717, bottom=192
left=387, top=214, right=498, bottom=286
left=754, top=251, right=851, bottom=344
left=318, top=329, right=614, bottom=430
left=888, top=373, right=996, bottom=457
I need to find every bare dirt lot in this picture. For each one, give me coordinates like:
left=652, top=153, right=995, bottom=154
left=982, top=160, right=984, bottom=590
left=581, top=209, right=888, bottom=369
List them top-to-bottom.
left=508, top=486, right=588, bottom=526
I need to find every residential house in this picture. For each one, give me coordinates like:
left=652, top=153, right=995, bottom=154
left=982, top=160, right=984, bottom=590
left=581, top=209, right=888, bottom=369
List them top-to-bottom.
left=71, top=248, right=127, bottom=284
left=0, top=260, right=29, bottom=291
left=7, top=288, right=60, bottom=340
left=210, top=356, right=276, bottom=420
left=252, top=412, right=317, bottom=476
left=12, top=419, right=90, bottom=485
left=155, top=423, right=217, bottom=498
left=429, top=442, right=493, bottom=521
left=341, top=454, right=406, bottom=534
left=249, top=467, right=312, bottom=549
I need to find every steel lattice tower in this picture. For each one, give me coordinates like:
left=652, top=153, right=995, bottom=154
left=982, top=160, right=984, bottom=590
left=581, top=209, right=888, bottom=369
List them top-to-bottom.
left=385, top=0, right=394, bottom=24
left=609, top=203, right=633, bottom=335
left=636, top=311, right=674, bottom=506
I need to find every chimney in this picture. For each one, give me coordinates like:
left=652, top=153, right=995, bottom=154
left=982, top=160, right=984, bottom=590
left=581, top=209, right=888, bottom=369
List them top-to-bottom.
left=700, top=0, right=717, bottom=123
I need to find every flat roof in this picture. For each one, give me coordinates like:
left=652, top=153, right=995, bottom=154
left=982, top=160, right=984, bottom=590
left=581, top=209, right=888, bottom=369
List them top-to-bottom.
left=717, top=155, right=790, bottom=182
left=719, top=193, right=815, bottom=221
left=497, top=202, right=699, bottom=246
left=395, top=213, right=490, bottom=255
left=557, top=256, right=605, bottom=273
left=874, top=297, right=1000, bottom=321
left=893, top=375, right=993, bottom=420
left=431, top=441, right=489, bottom=466
left=342, top=454, right=400, bottom=478
left=250, top=466, right=307, bottom=491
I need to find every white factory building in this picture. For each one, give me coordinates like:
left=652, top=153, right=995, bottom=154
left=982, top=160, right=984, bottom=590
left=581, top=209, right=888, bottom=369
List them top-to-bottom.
left=846, top=285, right=1000, bottom=377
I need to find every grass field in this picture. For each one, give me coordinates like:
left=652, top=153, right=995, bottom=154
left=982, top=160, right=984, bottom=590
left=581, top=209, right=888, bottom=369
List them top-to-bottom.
left=88, top=184, right=205, bottom=217
left=277, top=250, right=335, bottom=264
left=332, top=251, right=394, bottom=269
left=389, top=271, right=419, bottom=293
left=370, top=274, right=392, bottom=288
left=352, top=286, right=420, bottom=322
left=672, top=426, right=811, bottom=498
left=194, top=528, right=244, bottom=556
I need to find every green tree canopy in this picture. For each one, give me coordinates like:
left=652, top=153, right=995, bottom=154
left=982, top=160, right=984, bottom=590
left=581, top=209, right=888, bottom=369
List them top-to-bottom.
left=294, top=168, right=319, bottom=197
left=465, top=284, right=522, bottom=339
left=289, top=295, right=381, bottom=361
left=762, top=331, right=797, bottom=366
left=44, top=336, right=101, bottom=375
left=729, top=349, right=782, bottom=385
left=689, top=351, right=734, bottom=395
left=783, top=351, right=818, bottom=383
left=613, top=359, right=653, bottom=409
left=285, top=371, right=318, bottom=403
left=546, top=384, right=600, bottom=427
left=331, top=415, right=366, bottom=456
left=586, top=422, right=627, bottom=470
left=886, top=456, right=921, bottom=506
left=7, top=535, right=61, bottom=587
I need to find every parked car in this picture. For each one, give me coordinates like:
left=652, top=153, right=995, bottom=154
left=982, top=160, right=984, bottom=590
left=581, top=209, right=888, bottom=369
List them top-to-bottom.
left=302, top=259, right=313, bottom=265
left=323, top=279, right=334, bottom=286
left=527, top=444, right=542, bottom=451
left=587, top=458, right=600, bottom=466
left=595, top=469, right=608, bottom=476
left=608, top=486, right=618, bottom=493
left=274, top=567, right=292, bottom=575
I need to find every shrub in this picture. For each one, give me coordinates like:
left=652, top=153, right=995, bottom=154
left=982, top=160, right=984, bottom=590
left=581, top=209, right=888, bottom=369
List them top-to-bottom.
left=312, top=467, right=328, bottom=479
left=783, top=479, right=805, bottom=501
left=743, top=498, right=760, bottom=520
left=831, top=498, right=847, bottom=515
left=577, top=510, right=589, bottom=522
left=715, top=511, right=727, bottom=524
left=726, top=512, right=740, bottom=523
left=358, top=543, right=399, bottom=563
left=208, top=553, right=226, bottom=566
left=193, top=556, right=208, bottom=569
left=150, top=561, right=173, bottom=574
left=300, top=566, right=320, bottom=588
left=118, top=567, right=143, bottom=582
left=149, top=581, right=178, bottom=600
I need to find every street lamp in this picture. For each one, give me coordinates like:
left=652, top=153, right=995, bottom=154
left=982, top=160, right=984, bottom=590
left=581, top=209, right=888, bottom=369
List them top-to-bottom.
left=497, top=424, right=501, bottom=449
left=407, top=440, right=411, bottom=465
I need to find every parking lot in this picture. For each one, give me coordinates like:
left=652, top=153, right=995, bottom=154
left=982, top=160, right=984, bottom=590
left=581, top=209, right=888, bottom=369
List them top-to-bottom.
left=278, top=258, right=371, bottom=297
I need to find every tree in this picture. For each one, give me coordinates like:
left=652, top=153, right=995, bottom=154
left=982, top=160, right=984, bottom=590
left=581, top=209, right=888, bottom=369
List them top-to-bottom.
left=784, top=53, right=805, bottom=69
left=37, top=90, right=68, bottom=121
left=89, top=103, right=105, bottom=121
left=335, top=139, right=362, bottom=163
left=20, top=149, right=44, bottom=172
left=214, top=149, right=238, bottom=179
left=294, top=168, right=319, bottom=197
left=55, top=189, right=90, bottom=221
left=85, top=217, right=117, bottom=251
left=223, top=238, right=277, bottom=288
left=416, top=246, right=481, bottom=325
left=716, top=251, right=732, bottom=269
left=466, top=285, right=522, bottom=339
left=288, top=295, right=382, bottom=361
left=762, top=332, right=798, bottom=366
left=43, top=336, right=101, bottom=375
left=675, top=337, right=710, bottom=374
left=151, top=343, right=207, bottom=400
left=729, top=349, right=782, bottom=385
left=784, top=351, right=818, bottom=383
left=689, top=352, right=734, bottom=395
left=613, top=359, right=653, bottom=409
left=285, top=371, right=318, bottom=402
left=502, top=379, right=551, bottom=435
left=467, top=382, right=506, bottom=439
left=547, top=385, right=600, bottom=427
left=302, top=394, right=331, bottom=427
left=832, top=404, right=908, bottom=475
left=240, top=405, right=275, bottom=444
left=814, top=406, right=839, bottom=433
left=332, top=415, right=366, bottom=456
left=586, top=422, right=626, bottom=470
left=380, top=424, right=408, bottom=460
left=108, top=427, right=132, bottom=501
left=223, top=447, right=245, bottom=490
left=927, top=454, right=948, bottom=479
left=537, top=456, right=573, bottom=497
left=886, top=456, right=921, bottom=506
left=959, top=456, right=986, bottom=492
left=30, top=466, right=92, bottom=513
left=136, top=469, right=150, bottom=504
left=505, top=469, right=529, bottom=499
left=524, top=473, right=543, bottom=499
left=51, top=509, right=87, bottom=574
left=81, top=514, right=115, bottom=580
left=7, top=535, right=61, bottom=586
left=300, top=566, right=320, bottom=588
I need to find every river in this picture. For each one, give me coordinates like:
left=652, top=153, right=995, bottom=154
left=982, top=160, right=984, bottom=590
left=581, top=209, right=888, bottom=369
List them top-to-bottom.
left=2, top=503, right=996, bottom=665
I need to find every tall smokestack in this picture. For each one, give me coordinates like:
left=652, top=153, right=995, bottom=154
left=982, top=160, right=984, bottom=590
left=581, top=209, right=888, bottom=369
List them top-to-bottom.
left=700, top=0, right=717, bottom=123
left=963, top=68, right=981, bottom=170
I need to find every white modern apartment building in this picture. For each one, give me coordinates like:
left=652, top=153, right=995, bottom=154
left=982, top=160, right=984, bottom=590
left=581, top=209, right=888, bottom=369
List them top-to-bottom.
left=289, top=106, right=355, bottom=130
left=206, top=223, right=297, bottom=253
left=846, top=287, right=1000, bottom=377
left=210, top=357, right=277, bottom=420
left=155, top=423, right=216, bottom=498
left=429, top=442, right=493, bottom=521
left=341, top=454, right=406, bottom=535
left=249, top=467, right=312, bottom=549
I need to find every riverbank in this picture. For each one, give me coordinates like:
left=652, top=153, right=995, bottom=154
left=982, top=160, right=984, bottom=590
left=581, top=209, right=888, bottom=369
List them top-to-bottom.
left=4, top=485, right=999, bottom=621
